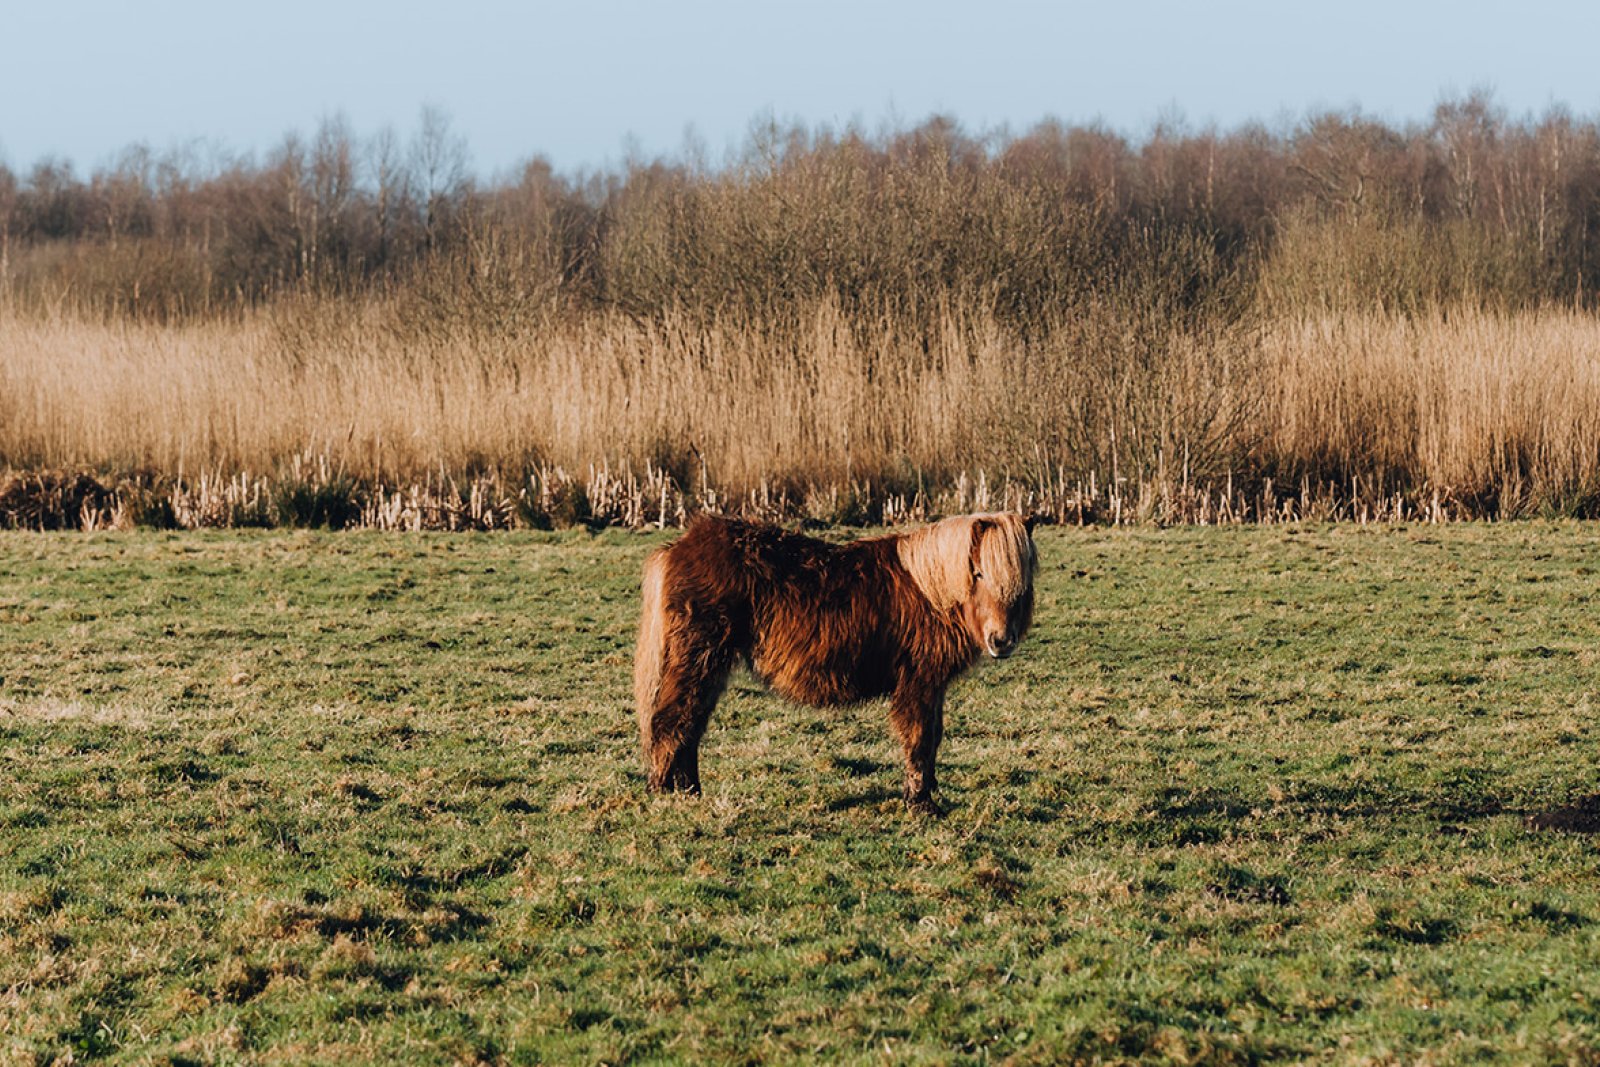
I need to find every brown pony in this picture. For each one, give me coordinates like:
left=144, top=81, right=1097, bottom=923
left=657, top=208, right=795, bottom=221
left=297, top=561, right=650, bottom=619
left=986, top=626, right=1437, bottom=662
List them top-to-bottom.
left=633, top=513, right=1038, bottom=811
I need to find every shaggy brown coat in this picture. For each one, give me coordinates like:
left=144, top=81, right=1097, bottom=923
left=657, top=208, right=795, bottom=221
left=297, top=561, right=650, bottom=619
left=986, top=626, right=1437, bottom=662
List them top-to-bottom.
left=633, top=513, right=1037, bottom=811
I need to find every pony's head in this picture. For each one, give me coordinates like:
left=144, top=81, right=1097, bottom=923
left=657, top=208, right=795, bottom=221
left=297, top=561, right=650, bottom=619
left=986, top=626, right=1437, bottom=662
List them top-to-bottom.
left=898, top=512, right=1038, bottom=658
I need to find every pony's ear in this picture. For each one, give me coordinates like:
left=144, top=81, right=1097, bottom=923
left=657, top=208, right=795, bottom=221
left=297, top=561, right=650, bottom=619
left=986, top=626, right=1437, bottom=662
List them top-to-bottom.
left=1023, top=514, right=1039, bottom=535
left=967, top=517, right=991, bottom=571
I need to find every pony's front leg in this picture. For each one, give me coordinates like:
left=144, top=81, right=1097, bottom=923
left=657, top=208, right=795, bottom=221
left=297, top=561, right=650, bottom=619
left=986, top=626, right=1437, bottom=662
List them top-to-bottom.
left=890, top=685, right=946, bottom=814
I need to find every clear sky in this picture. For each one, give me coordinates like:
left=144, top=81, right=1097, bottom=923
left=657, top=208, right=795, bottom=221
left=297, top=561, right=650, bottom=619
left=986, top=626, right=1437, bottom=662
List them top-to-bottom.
left=4, top=0, right=1599, bottom=178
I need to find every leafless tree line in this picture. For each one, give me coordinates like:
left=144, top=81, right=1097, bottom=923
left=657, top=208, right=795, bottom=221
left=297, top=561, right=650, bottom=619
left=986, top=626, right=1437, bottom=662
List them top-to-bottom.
left=1, top=92, right=1598, bottom=325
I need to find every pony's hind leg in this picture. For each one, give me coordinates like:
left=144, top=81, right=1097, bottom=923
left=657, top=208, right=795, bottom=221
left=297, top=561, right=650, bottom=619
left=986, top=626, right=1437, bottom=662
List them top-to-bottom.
left=643, top=614, right=733, bottom=795
left=648, top=671, right=728, bottom=794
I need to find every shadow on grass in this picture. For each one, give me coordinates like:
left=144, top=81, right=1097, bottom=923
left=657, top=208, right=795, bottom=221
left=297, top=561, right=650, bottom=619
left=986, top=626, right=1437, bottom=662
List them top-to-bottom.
left=829, top=755, right=881, bottom=778
left=1118, top=778, right=1600, bottom=840
left=823, top=785, right=901, bottom=812
left=1524, top=793, right=1600, bottom=833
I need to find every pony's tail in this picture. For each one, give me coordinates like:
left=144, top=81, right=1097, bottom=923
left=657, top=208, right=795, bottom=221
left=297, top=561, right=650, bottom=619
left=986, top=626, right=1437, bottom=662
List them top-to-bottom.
left=633, top=548, right=670, bottom=765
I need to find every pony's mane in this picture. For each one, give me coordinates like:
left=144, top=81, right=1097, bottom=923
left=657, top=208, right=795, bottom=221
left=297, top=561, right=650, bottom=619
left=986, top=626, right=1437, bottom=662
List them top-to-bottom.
left=894, top=513, right=1035, bottom=612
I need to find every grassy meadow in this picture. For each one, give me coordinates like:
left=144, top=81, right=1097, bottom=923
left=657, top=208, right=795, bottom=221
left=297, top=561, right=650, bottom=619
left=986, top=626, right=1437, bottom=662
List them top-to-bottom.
left=4, top=524, right=1600, bottom=1062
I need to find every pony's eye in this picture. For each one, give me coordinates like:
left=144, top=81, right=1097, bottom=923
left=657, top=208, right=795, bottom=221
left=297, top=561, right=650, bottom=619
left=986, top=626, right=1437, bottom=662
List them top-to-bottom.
left=973, top=571, right=983, bottom=580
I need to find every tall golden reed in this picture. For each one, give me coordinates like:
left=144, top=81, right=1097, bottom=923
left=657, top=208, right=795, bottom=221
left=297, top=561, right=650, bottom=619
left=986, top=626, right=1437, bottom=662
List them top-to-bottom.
left=0, top=297, right=1136, bottom=490
left=4, top=298, right=1600, bottom=522
left=1261, top=309, right=1600, bottom=512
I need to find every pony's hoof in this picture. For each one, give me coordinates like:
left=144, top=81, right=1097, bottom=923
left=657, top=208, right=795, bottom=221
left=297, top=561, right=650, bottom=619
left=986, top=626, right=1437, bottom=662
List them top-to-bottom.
left=647, top=778, right=702, bottom=796
left=905, top=796, right=945, bottom=817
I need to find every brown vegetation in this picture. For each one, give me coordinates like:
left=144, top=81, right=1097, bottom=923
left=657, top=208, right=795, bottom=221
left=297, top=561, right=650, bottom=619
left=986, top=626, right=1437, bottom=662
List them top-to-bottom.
left=4, top=94, right=1600, bottom=527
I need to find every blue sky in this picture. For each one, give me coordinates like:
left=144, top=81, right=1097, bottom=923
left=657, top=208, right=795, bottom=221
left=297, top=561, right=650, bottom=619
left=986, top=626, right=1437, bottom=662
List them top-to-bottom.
left=4, top=0, right=1599, bottom=177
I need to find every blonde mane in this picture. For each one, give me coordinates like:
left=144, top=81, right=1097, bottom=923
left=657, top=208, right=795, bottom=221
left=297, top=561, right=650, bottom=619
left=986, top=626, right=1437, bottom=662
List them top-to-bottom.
left=895, top=513, right=1035, bottom=611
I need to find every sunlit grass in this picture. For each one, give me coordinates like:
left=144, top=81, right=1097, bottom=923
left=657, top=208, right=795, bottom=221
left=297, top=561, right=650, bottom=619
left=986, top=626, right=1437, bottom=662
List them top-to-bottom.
left=2, top=525, right=1600, bottom=1062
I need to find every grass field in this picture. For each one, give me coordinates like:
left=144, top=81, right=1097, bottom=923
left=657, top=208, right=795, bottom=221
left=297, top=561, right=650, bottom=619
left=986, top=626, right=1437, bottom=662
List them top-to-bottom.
left=4, top=524, right=1600, bottom=1063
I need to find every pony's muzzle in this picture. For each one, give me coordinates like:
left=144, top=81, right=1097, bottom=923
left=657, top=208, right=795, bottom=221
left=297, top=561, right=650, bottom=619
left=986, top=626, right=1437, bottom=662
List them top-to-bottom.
left=985, top=633, right=1017, bottom=659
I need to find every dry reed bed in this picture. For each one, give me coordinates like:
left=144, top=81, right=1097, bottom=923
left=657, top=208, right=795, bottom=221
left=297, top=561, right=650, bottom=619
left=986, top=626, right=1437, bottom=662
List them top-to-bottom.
left=0, top=300, right=1050, bottom=488
left=4, top=304, right=1600, bottom=528
left=1262, top=310, right=1600, bottom=514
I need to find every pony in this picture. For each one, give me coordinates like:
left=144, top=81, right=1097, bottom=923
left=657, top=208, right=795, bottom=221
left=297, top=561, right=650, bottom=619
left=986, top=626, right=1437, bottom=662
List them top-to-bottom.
left=633, top=512, right=1038, bottom=812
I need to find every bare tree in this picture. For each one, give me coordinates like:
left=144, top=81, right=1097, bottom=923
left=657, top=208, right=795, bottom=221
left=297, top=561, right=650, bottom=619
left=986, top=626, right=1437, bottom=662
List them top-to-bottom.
left=1434, top=89, right=1504, bottom=223
left=409, top=104, right=469, bottom=247
left=310, top=114, right=356, bottom=277
left=367, top=124, right=408, bottom=269
left=269, top=132, right=311, bottom=279
left=94, top=143, right=154, bottom=248
left=0, top=160, right=16, bottom=289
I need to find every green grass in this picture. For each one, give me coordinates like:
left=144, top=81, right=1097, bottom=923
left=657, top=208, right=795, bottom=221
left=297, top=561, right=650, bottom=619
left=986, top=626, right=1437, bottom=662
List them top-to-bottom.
left=3, top=525, right=1600, bottom=1064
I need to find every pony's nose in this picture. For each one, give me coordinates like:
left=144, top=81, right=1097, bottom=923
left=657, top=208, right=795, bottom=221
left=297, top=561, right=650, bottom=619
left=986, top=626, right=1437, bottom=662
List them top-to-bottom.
left=986, top=633, right=1015, bottom=658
